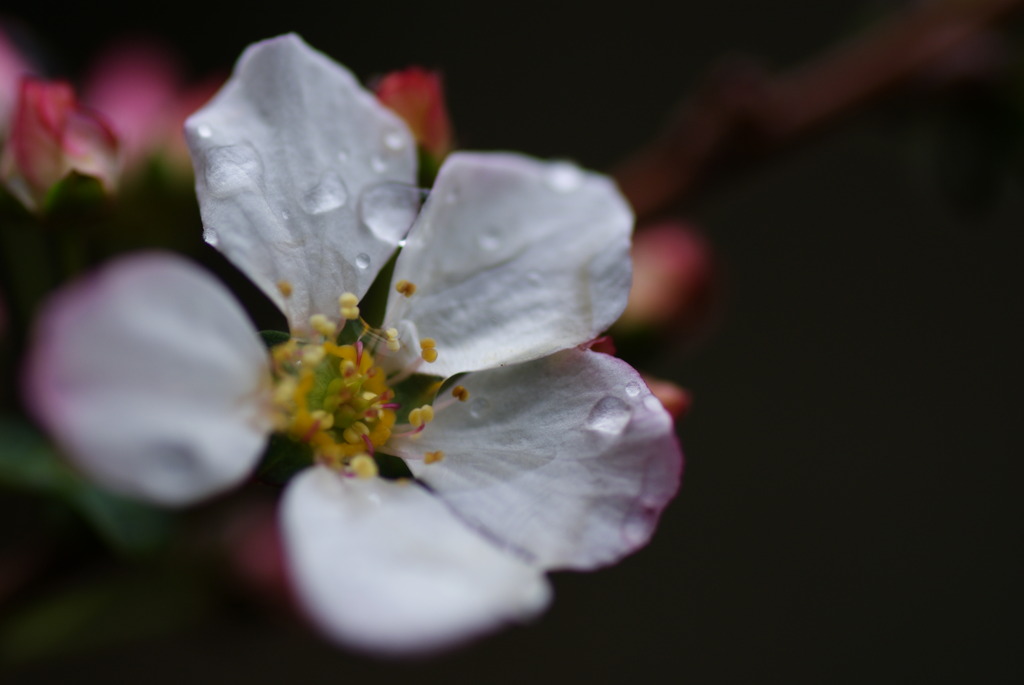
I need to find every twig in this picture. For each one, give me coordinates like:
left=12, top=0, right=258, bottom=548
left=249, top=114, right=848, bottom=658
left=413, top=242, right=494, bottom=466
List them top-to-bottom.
left=614, top=0, right=1024, bottom=220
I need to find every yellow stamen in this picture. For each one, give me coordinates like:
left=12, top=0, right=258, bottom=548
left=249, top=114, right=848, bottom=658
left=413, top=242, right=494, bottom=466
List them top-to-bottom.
left=395, top=279, right=417, bottom=297
left=277, top=280, right=294, bottom=298
left=339, top=292, right=360, bottom=320
left=309, top=314, right=335, bottom=338
left=386, top=327, right=400, bottom=352
left=419, top=338, right=438, bottom=364
left=451, top=385, right=469, bottom=402
left=419, top=404, right=434, bottom=423
left=408, top=408, right=423, bottom=428
left=424, top=450, right=445, bottom=464
left=350, top=454, right=378, bottom=478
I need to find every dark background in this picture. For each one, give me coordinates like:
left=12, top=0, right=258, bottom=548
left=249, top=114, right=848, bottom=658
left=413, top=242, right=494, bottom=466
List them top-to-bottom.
left=5, top=1, right=1023, bottom=682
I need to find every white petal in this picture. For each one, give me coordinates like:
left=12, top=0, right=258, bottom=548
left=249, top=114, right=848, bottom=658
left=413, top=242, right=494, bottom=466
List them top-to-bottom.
left=185, top=34, right=417, bottom=333
left=384, top=153, right=633, bottom=376
left=23, top=253, right=272, bottom=506
left=395, top=349, right=682, bottom=571
left=282, top=467, right=551, bottom=655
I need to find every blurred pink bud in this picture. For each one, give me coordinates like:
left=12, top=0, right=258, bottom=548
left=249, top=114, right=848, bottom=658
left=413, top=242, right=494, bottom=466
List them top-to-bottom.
left=0, top=25, right=34, bottom=134
left=83, top=40, right=181, bottom=168
left=374, top=67, right=454, bottom=160
left=0, top=77, right=120, bottom=211
left=621, top=221, right=717, bottom=337
left=641, top=374, right=692, bottom=421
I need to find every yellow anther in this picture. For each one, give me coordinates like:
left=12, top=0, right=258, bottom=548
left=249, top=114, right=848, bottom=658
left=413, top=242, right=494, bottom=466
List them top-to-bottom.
left=395, top=279, right=417, bottom=297
left=277, top=280, right=294, bottom=298
left=339, top=292, right=360, bottom=320
left=309, top=314, right=335, bottom=338
left=386, top=327, right=401, bottom=352
left=420, top=338, right=436, bottom=349
left=301, top=346, right=326, bottom=366
left=421, top=348, right=438, bottom=363
left=340, top=360, right=357, bottom=378
left=452, top=385, right=470, bottom=402
left=362, top=391, right=378, bottom=402
left=420, top=404, right=434, bottom=423
left=408, top=408, right=424, bottom=428
left=310, top=410, right=334, bottom=430
left=342, top=424, right=365, bottom=444
left=424, top=450, right=445, bottom=464
left=350, top=454, right=378, bottom=479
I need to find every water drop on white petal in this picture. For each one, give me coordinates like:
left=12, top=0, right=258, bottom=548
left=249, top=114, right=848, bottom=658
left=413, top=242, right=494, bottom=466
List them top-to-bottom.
left=196, top=124, right=212, bottom=138
left=384, top=131, right=405, bottom=151
left=203, top=145, right=262, bottom=198
left=338, top=149, right=349, bottom=163
left=371, top=156, right=387, bottom=173
left=547, top=161, right=583, bottom=193
left=301, top=173, right=348, bottom=215
left=359, top=183, right=425, bottom=243
left=444, top=189, right=459, bottom=205
left=281, top=210, right=290, bottom=220
left=477, top=229, right=499, bottom=251
left=355, top=253, right=371, bottom=270
left=524, top=270, right=542, bottom=285
left=625, top=381, right=641, bottom=397
left=643, top=395, right=664, bottom=413
left=586, top=396, right=631, bottom=434
left=469, top=397, right=490, bottom=419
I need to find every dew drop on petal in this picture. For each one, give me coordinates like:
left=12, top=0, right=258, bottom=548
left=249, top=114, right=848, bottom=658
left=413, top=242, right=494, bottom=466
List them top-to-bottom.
left=196, top=124, right=212, bottom=139
left=384, top=131, right=405, bottom=151
left=203, top=144, right=262, bottom=198
left=338, top=149, right=349, bottom=163
left=371, top=156, right=387, bottom=173
left=546, top=161, right=583, bottom=193
left=301, top=173, right=348, bottom=215
left=359, top=182, right=425, bottom=243
left=444, top=189, right=459, bottom=205
left=281, top=210, right=290, bottom=221
left=203, top=226, right=219, bottom=246
left=477, top=229, right=500, bottom=251
left=355, top=253, right=371, bottom=270
left=524, top=270, right=542, bottom=285
left=625, top=381, right=641, bottom=397
left=643, top=395, right=664, bottom=413
left=586, top=396, right=631, bottom=434
left=469, top=397, right=490, bottom=419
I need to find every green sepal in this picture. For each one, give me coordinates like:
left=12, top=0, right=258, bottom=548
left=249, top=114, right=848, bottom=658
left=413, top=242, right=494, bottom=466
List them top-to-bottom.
left=417, top=147, right=444, bottom=188
left=42, top=172, right=110, bottom=218
left=259, top=329, right=291, bottom=349
left=390, top=372, right=444, bottom=425
left=0, top=417, right=173, bottom=557
left=257, top=432, right=314, bottom=486
left=374, top=452, right=414, bottom=480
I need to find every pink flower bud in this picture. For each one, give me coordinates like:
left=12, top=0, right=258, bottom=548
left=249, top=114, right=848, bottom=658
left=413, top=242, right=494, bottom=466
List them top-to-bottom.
left=0, top=26, right=34, bottom=135
left=374, top=67, right=454, bottom=160
left=0, top=77, right=120, bottom=211
left=621, top=220, right=717, bottom=339
left=641, top=374, right=692, bottom=421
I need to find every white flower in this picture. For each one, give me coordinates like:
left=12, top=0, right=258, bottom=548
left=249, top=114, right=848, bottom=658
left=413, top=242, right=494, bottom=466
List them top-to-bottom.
left=24, top=35, right=683, bottom=654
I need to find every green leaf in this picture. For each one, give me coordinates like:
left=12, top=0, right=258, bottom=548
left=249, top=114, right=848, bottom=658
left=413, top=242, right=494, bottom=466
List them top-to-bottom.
left=259, top=329, right=291, bottom=349
left=0, top=417, right=172, bottom=557
left=257, top=432, right=314, bottom=486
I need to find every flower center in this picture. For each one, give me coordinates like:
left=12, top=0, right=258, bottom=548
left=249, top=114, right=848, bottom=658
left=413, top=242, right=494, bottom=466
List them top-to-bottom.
left=271, top=338, right=397, bottom=478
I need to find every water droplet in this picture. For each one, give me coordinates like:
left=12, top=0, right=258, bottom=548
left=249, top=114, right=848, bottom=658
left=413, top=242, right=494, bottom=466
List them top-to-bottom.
left=196, top=124, right=212, bottom=139
left=384, top=131, right=405, bottom=151
left=203, top=145, right=262, bottom=198
left=338, top=149, right=349, bottom=163
left=371, top=156, right=387, bottom=173
left=547, top=161, right=583, bottom=193
left=301, top=173, right=348, bottom=215
left=359, top=183, right=426, bottom=243
left=444, top=189, right=459, bottom=205
left=281, top=210, right=290, bottom=220
left=202, top=226, right=219, bottom=246
left=477, top=231, right=499, bottom=251
left=355, top=253, right=371, bottom=270
left=524, top=270, right=542, bottom=285
left=625, top=381, right=641, bottom=397
left=586, top=396, right=631, bottom=434
left=643, top=396, right=663, bottom=413
left=469, top=397, right=490, bottom=419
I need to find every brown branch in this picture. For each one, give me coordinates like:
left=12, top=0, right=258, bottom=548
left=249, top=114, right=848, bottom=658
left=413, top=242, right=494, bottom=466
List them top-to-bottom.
left=614, top=0, right=1024, bottom=221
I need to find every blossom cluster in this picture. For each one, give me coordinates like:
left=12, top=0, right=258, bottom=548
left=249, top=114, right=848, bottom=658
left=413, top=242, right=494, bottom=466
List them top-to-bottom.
left=2, top=31, right=686, bottom=654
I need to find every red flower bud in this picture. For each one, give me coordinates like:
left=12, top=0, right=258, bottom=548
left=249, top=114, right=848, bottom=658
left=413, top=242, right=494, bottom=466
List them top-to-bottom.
left=374, top=67, right=454, bottom=161
left=1, top=77, right=120, bottom=211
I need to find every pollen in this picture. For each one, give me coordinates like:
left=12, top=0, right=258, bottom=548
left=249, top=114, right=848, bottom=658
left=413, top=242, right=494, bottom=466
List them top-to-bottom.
left=395, top=279, right=417, bottom=297
left=277, top=280, right=294, bottom=298
left=339, top=292, right=360, bottom=320
left=309, top=314, right=335, bottom=338
left=385, top=327, right=401, bottom=352
left=419, top=337, right=438, bottom=363
left=451, top=385, right=470, bottom=402
left=424, top=450, right=445, bottom=464
left=350, top=454, right=379, bottom=479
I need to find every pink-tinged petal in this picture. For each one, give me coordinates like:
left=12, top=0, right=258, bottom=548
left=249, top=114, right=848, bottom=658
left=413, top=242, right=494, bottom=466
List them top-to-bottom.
left=0, top=25, right=34, bottom=133
left=185, top=34, right=416, bottom=333
left=83, top=40, right=181, bottom=165
left=375, top=67, right=454, bottom=160
left=0, top=78, right=120, bottom=211
left=385, top=153, right=633, bottom=377
left=23, top=253, right=272, bottom=506
left=395, top=348, right=683, bottom=571
left=282, top=467, right=551, bottom=655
